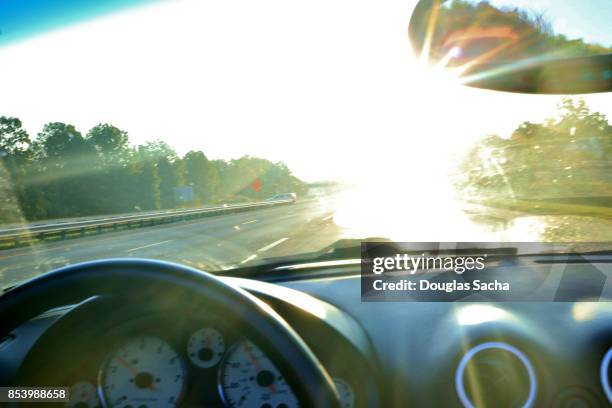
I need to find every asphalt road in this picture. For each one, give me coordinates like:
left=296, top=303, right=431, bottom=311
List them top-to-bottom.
left=5, top=194, right=607, bottom=289
left=0, top=198, right=345, bottom=288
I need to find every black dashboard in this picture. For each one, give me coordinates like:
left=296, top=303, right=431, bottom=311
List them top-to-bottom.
left=0, top=258, right=611, bottom=408
left=278, top=269, right=612, bottom=407
left=0, top=270, right=379, bottom=408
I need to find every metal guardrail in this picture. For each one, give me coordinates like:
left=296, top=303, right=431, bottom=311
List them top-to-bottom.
left=0, top=200, right=293, bottom=249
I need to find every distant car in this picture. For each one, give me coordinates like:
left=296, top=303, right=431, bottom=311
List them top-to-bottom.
left=267, top=193, right=297, bottom=203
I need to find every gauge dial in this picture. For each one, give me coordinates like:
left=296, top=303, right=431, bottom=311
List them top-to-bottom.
left=187, top=327, right=225, bottom=368
left=99, top=336, right=186, bottom=407
left=219, top=341, right=298, bottom=408
left=332, top=377, right=355, bottom=408
left=66, top=381, right=99, bottom=408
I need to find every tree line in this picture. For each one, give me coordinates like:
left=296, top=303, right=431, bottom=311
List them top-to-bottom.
left=425, top=0, right=612, bottom=63
left=458, top=98, right=612, bottom=206
left=0, top=118, right=307, bottom=223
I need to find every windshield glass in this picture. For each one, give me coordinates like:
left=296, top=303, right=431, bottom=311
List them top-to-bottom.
left=1, top=0, right=611, bottom=288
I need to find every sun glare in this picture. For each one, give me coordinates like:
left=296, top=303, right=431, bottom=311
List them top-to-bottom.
left=328, top=54, right=555, bottom=242
left=330, top=60, right=505, bottom=241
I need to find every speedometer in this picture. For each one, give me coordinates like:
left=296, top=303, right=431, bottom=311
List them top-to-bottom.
left=99, top=336, right=186, bottom=407
left=219, top=341, right=298, bottom=408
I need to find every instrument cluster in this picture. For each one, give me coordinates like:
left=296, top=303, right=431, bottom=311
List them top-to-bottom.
left=62, top=323, right=357, bottom=408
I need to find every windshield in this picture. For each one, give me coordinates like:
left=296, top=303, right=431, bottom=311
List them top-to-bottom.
left=1, top=0, right=611, bottom=288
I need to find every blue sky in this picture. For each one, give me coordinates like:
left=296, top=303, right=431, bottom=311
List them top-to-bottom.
left=0, top=0, right=157, bottom=47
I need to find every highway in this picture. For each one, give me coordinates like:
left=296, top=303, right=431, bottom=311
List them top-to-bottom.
left=4, top=193, right=608, bottom=289
left=0, top=198, right=344, bottom=288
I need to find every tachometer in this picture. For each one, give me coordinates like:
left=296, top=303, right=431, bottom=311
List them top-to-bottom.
left=187, top=327, right=225, bottom=368
left=99, top=336, right=186, bottom=407
left=219, top=340, right=298, bottom=408
left=332, top=377, right=355, bottom=408
left=65, top=381, right=99, bottom=408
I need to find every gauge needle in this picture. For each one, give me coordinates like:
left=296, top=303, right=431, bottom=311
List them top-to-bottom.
left=243, top=344, right=261, bottom=370
left=244, top=345, right=277, bottom=394
left=116, top=356, right=157, bottom=391
left=268, top=382, right=278, bottom=394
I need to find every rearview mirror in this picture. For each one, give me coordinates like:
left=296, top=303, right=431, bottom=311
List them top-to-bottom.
left=408, top=0, right=612, bottom=94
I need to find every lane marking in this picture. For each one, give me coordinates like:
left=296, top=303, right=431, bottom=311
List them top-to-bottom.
left=0, top=201, right=299, bottom=261
left=322, top=214, right=333, bottom=221
left=241, top=219, right=258, bottom=225
left=0, top=223, right=174, bottom=261
left=257, top=237, right=289, bottom=253
left=126, top=240, right=172, bottom=253
left=240, top=254, right=257, bottom=264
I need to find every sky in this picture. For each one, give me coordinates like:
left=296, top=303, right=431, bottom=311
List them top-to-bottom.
left=0, top=0, right=611, bottom=183
left=0, top=0, right=155, bottom=46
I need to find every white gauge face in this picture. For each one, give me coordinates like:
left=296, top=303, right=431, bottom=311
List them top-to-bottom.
left=187, top=327, right=225, bottom=368
left=99, top=336, right=186, bottom=407
left=220, top=341, right=298, bottom=408
left=333, top=378, right=355, bottom=408
left=66, top=381, right=99, bottom=408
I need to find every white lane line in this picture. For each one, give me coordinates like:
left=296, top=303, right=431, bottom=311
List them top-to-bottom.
left=322, top=214, right=333, bottom=221
left=242, top=219, right=258, bottom=225
left=257, top=237, right=289, bottom=253
left=126, top=240, right=172, bottom=253
left=240, top=254, right=257, bottom=264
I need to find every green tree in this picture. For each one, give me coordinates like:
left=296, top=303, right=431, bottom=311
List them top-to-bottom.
left=459, top=98, right=612, bottom=207
left=0, top=117, right=33, bottom=222
left=0, top=117, right=31, bottom=157
left=0, top=119, right=308, bottom=221
left=32, top=122, right=96, bottom=218
left=86, top=124, right=132, bottom=213
left=133, top=145, right=161, bottom=211
left=184, top=150, right=219, bottom=204
left=157, top=155, right=184, bottom=209
left=215, top=156, right=307, bottom=201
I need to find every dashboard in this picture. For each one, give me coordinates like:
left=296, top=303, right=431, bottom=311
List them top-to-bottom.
left=0, top=256, right=611, bottom=407
left=274, top=259, right=612, bottom=407
left=0, top=272, right=378, bottom=408
left=55, top=314, right=363, bottom=408
left=58, top=315, right=304, bottom=408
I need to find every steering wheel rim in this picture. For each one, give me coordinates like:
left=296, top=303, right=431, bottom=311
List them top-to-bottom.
left=0, top=258, right=340, bottom=407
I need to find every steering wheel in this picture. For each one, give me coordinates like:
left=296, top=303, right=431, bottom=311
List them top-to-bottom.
left=0, top=258, right=340, bottom=407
